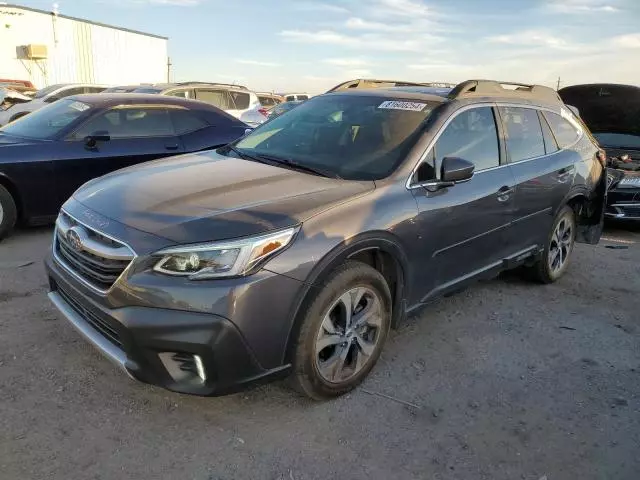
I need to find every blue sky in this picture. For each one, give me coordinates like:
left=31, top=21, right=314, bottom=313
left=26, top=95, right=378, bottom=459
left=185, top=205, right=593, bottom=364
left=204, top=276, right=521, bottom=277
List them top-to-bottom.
left=13, top=0, right=640, bottom=92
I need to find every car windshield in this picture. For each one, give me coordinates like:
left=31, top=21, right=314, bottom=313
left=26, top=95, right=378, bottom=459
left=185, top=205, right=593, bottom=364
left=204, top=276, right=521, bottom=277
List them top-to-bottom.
left=33, top=84, right=66, bottom=99
left=232, top=94, right=437, bottom=180
left=0, top=99, right=91, bottom=139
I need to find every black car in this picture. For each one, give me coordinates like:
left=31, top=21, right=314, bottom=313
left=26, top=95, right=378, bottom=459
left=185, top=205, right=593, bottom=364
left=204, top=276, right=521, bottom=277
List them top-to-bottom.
left=45, top=80, right=605, bottom=400
left=559, top=84, right=640, bottom=220
left=0, top=94, right=249, bottom=239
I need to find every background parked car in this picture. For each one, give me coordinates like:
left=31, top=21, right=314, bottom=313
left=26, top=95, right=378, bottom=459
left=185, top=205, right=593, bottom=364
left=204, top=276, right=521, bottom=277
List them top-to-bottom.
left=108, top=81, right=269, bottom=127
left=0, top=83, right=108, bottom=126
left=559, top=83, right=640, bottom=220
left=257, top=92, right=284, bottom=108
left=278, top=92, right=310, bottom=102
left=0, top=94, right=249, bottom=240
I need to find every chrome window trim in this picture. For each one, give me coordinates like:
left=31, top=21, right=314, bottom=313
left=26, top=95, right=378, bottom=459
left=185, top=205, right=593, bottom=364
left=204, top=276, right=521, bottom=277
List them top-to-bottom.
left=406, top=102, right=584, bottom=190
left=52, top=209, right=137, bottom=296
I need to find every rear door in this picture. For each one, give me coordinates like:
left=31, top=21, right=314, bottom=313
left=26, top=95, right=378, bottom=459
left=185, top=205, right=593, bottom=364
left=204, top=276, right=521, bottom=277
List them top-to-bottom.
left=53, top=105, right=184, bottom=205
left=411, top=105, right=518, bottom=299
left=499, top=106, right=579, bottom=253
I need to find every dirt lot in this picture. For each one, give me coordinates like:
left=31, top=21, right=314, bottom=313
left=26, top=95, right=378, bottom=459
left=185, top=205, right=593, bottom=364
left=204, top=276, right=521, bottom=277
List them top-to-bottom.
left=0, top=224, right=639, bottom=480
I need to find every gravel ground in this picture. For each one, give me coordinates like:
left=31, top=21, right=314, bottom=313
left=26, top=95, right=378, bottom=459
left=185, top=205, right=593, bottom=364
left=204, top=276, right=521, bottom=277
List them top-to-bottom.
left=1, top=224, right=639, bottom=480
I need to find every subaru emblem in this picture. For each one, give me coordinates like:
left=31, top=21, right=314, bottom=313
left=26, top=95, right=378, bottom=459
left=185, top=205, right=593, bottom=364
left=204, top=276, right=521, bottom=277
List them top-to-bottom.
left=66, top=227, right=84, bottom=252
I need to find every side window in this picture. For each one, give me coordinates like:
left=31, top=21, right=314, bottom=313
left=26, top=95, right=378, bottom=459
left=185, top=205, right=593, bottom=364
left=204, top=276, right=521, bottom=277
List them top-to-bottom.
left=46, top=87, right=84, bottom=102
left=84, top=87, right=106, bottom=94
left=165, top=89, right=189, bottom=98
left=195, top=89, right=230, bottom=109
left=230, top=91, right=250, bottom=110
left=285, top=95, right=295, bottom=102
left=298, top=95, right=309, bottom=101
left=259, top=96, right=275, bottom=107
left=73, top=107, right=174, bottom=139
left=434, top=107, right=500, bottom=173
left=499, top=107, right=545, bottom=162
left=170, top=109, right=209, bottom=135
left=538, top=111, right=559, bottom=154
left=543, top=111, right=581, bottom=148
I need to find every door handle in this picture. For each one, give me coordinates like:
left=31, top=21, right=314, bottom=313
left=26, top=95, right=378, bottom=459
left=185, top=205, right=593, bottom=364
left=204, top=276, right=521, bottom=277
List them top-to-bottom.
left=165, top=144, right=179, bottom=151
left=557, top=166, right=575, bottom=181
left=496, top=186, right=514, bottom=202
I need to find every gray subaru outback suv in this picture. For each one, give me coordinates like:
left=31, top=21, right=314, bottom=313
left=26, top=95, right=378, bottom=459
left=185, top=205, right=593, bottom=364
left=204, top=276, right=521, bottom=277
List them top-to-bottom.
left=45, top=80, right=606, bottom=400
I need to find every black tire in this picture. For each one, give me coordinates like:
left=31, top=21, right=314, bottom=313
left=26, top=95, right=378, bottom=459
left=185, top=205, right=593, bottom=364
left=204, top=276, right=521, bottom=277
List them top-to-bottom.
left=0, top=184, right=18, bottom=241
left=527, top=205, right=576, bottom=283
left=290, top=261, right=392, bottom=400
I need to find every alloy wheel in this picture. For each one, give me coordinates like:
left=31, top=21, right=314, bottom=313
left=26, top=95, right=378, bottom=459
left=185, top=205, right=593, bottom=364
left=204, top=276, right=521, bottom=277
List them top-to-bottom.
left=548, top=215, right=573, bottom=274
left=314, top=286, right=383, bottom=384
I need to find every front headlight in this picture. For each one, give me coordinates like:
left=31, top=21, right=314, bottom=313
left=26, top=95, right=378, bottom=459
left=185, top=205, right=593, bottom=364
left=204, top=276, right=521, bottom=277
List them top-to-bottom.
left=152, top=227, right=299, bottom=280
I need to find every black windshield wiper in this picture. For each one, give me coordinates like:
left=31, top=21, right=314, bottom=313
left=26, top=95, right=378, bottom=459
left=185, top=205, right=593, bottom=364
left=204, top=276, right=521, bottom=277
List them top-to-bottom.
left=225, top=144, right=271, bottom=166
left=255, top=153, right=342, bottom=179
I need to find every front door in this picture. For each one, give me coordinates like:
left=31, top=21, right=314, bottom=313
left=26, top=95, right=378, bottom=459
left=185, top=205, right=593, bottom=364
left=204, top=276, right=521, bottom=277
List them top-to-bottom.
left=54, top=106, right=184, bottom=206
left=410, top=106, right=517, bottom=301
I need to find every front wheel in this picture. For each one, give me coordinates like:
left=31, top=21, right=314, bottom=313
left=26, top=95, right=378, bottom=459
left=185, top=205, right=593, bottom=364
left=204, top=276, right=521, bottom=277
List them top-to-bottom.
left=0, top=184, right=18, bottom=241
left=527, top=205, right=576, bottom=283
left=290, top=261, right=392, bottom=400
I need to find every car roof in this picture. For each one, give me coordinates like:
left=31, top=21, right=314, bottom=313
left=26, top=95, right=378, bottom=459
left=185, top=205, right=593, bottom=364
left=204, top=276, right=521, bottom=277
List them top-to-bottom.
left=386, top=86, right=453, bottom=97
left=324, top=88, right=449, bottom=104
left=65, top=93, right=222, bottom=109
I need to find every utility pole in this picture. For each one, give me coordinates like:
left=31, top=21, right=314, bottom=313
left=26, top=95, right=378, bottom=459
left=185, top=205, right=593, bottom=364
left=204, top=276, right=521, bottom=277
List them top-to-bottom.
left=167, top=57, right=172, bottom=83
left=556, top=77, right=561, bottom=91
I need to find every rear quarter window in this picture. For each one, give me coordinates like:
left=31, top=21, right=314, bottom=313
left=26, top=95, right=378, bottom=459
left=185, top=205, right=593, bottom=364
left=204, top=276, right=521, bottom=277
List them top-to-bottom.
left=230, top=91, right=250, bottom=110
left=170, top=109, right=209, bottom=134
left=543, top=111, right=582, bottom=149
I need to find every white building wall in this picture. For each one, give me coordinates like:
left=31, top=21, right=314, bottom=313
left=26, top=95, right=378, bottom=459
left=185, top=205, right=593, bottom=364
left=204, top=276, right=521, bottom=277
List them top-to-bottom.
left=0, top=5, right=167, bottom=88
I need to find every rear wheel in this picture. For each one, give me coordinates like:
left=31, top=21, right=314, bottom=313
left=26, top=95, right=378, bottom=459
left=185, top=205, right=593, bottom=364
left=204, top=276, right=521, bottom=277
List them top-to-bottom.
left=0, top=184, right=18, bottom=241
left=527, top=205, right=576, bottom=283
left=290, top=261, right=392, bottom=400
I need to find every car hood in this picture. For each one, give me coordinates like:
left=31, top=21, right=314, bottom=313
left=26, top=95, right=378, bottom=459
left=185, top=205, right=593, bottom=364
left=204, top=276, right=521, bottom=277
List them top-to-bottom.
left=0, top=132, right=45, bottom=147
left=73, top=150, right=374, bottom=243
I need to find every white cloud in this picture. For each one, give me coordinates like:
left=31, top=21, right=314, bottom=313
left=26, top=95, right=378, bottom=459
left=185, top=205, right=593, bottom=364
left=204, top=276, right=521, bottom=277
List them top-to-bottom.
left=144, top=0, right=201, bottom=5
left=372, top=0, right=430, bottom=17
left=546, top=1, right=619, bottom=13
left=294, top=2, right=349, bottom=14
left=344, top=17, right=409, bottom=32
left=280, top=29, right=432, bottom=52
left=487, top=30, right=572, bottom=49
left=611, top=33, right=640, bottom=48
left=323, top=57, right=372, bottom=67
left=236, top=59, right=281, bottom=67
left=345, top=68, right=373, bottom=77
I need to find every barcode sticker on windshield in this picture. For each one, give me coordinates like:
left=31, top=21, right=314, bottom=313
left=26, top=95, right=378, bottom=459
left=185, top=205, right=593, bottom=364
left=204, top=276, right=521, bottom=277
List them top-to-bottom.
left=69, top=101, right=90, bottom=112
left=378, top=101, right=427, bottom=111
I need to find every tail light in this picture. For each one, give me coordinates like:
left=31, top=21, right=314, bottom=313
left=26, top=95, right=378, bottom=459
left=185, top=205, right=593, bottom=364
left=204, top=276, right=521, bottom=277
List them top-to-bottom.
left=258, top=107, right=269, bottom=118
left=597, top=149, right=607, bottom=168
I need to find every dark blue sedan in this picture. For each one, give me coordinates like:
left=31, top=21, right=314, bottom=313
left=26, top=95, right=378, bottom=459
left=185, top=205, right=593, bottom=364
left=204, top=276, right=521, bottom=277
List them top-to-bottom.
left=0, top=94, right=249, bottom=240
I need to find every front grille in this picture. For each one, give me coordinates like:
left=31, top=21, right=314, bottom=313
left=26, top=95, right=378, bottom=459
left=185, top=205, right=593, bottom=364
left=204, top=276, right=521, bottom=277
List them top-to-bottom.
left=54, top=211, right=134, bottom=292
left=57, top=284, right=123, bottom=348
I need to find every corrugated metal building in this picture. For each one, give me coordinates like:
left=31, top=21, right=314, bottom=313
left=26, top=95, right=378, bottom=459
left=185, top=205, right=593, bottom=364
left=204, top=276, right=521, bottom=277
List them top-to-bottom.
left=0, top=4, right=168, bottom=88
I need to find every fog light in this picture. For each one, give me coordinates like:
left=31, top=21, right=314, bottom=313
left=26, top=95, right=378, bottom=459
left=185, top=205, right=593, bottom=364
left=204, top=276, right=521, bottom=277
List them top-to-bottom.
left=159, top=352, right=206, bottom=384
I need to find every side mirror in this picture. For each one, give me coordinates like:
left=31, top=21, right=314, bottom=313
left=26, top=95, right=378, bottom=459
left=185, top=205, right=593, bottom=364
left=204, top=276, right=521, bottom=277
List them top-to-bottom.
left=84, top=134, right=111, bottom=149
left=441, top=157, right=475, bottom=183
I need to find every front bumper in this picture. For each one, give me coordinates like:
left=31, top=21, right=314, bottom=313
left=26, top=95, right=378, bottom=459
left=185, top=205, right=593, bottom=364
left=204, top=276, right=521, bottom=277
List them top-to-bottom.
left=606, top=189, right=640, bottom=220
left=45, top=254, right=291, bottom=396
